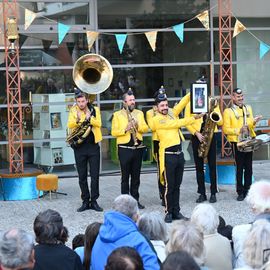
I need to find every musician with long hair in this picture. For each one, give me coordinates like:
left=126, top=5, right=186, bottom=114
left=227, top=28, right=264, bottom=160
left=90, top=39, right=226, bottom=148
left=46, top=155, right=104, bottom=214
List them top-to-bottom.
left=223, top=88, right=262, bottom=201
left=67, top=89, right=103, bottom=212
left=111, top=89, right=149, bottom=209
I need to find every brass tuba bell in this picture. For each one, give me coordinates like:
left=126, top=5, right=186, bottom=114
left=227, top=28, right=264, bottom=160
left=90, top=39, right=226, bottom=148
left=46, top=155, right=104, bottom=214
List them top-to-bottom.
left=73, top=53, right=113, bottom=94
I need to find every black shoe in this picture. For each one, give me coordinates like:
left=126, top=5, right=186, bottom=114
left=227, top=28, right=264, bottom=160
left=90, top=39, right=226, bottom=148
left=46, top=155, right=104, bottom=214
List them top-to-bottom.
left=196, top=194, right=207, bottom=203
left=209, top=194, right=217, bottom=203
left=237, top=194, right=245, bottom=201
left=90, top=201, right=103, bottom=212
left=77, top=202, right=90, bottom=212
left=138, top=202, right=145, bottom=209
left=172, top=212, right=188, bottom=221
left=164, top=213, right=172, bottom=223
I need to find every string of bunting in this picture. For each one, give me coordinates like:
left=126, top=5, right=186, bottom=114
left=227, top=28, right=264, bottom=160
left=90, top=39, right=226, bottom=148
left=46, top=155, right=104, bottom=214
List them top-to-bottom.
left=1, top=3, right=270, bottom=60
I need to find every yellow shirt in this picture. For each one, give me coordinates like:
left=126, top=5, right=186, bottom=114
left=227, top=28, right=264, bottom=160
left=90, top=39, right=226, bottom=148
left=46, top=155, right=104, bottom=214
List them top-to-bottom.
left=184, top=101, right=223, bottom=135
left=67, top=104, right=102, bottom=143
left=223, top=104, right=256, bottom=142
left=111, top=108, right=149, bottom=145
left=146, top=108, right=158, bottom=141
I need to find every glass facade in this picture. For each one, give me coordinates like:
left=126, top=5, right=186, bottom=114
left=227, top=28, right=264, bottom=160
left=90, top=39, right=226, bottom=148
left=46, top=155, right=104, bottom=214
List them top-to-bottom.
left=1, top=0, right=270, bottom=175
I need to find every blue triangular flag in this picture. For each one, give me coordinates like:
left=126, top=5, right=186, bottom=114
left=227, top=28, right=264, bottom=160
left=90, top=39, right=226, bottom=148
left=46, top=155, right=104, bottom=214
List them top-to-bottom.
left=58, top=23, right=70, bottom=44
left=173, top=23, right=184, bottom=43
left=115, top=34, right=127, bottom=54
left=260, top=41, right=270, bottom=59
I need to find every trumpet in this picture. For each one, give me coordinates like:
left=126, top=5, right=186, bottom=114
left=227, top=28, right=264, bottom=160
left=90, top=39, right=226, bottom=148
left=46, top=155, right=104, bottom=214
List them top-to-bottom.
left=123, top=102, right=139, bottom=146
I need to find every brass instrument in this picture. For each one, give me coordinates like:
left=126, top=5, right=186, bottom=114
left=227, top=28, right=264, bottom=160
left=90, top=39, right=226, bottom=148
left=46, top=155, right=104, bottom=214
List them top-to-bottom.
left=66, top=54, right=113, bottom=147
left=198, top=97, right=221, bottom=158
left=123, top=102, right=139, bottom=146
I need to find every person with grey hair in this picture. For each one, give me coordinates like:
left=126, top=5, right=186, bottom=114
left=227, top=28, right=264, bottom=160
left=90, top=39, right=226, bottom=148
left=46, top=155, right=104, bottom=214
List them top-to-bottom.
left=233, top=180, right=270, bottom=268
left=91, top=195, right=160, bottom=270
left=191, top=204, right=232, bottom=270
left=138, top=211, right=168, bottom=262
left=235, top=219, right=270, bottom=270
left=166, top=220, right=206, bottom=267
left=0, top=229, right=35, bottom=270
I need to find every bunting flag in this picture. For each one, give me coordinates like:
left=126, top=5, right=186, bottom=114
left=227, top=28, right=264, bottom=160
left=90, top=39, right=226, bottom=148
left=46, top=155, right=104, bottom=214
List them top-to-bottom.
left=24, top=9, right=37, bottom=30
left=197, top=10, right=209, bottom=30
left=233, top=20, right=246, bottom=37
left=58, top=22, right=70, bottom=44
left=173, top=23, right=184, bottom=43
left=86, top=31, right=99, bottom=52
left=145, top=31, right=158, bottom=52
left=115, top=34, right=127, bottom=54
left=42, top=39, right=53, bottom=52
left=259, top=41, right=270, bottom=59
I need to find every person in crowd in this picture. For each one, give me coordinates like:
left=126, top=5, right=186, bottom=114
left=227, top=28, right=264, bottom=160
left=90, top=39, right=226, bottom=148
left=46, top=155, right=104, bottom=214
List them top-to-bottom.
left=185, top=81, right=223, bottom=203
left=223, top=88, right=262, bottom=201
left=67, top=89, right=103, bottom=212
left=111, top=89, right=149, bottom=209
left=151, top=90, right=201, bottom=223
left=233, top=180, right=270, bottom=268
left=91, top=194, right=160, bottom=270
left=191, top=204, right=232, bottom=270
left=33, top=209, right=83, bottom=270
left=138, top=211, right=168, bottom=262
left=235, top=219, right=270, bottom=270
left=166, top=220, right=206, bottom=268
left=75, top=222, right=102, bottom=270
left=0, top=229, right=35, bottom=270
left=72, top=234, right=85, bottom=250
left=105, top=246, right=144, bottom=270
left=161, top=250, right=200, bottom=270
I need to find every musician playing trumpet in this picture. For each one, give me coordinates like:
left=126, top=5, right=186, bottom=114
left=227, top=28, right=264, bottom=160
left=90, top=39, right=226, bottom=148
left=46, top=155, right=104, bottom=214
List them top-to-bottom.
left=223, top=88, right=262, bottom=201
left=67, top=89, right=103, bottom=212
left=111, top=89, right=149, bottom=209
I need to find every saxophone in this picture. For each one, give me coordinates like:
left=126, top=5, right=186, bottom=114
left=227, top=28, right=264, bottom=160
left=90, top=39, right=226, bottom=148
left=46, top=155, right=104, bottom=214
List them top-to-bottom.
left=198, top=97, right=221, bottom=158
left=123, top=102, right=139, bottom=146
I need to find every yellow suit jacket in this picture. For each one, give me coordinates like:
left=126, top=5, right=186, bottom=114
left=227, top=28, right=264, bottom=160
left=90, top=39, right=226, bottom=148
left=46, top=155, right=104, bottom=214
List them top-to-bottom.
left=67, top=105, right=102, bottom=143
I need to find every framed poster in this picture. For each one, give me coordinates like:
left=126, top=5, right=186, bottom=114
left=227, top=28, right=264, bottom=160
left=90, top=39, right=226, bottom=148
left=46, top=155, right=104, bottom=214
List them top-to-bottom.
left=190, top=83, right=208, bottom=114
left=33, top=112, right=40, bottom=129
left=50, top=113, right=62, bottom=129
left=52, top=148, right=63, bottom=164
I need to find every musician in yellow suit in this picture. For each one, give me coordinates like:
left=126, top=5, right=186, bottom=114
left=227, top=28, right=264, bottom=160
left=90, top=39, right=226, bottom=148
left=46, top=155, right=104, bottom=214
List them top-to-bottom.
left=223, top=88, right=261, bottom=201
left=111, top=89, right=149, bottom=209
left=151, top=91, right=201, bottom=223
left=185, top=99, right=223, bottom=204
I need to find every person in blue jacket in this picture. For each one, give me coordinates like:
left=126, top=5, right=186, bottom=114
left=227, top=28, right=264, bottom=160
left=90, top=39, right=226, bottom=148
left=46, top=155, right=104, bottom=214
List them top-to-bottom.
left=91, top=194, right=160, bottom=270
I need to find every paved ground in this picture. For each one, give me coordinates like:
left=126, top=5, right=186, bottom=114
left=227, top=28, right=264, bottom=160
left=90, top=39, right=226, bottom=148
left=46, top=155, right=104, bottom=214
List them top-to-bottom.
left=0, top=161, right=269, bottom=247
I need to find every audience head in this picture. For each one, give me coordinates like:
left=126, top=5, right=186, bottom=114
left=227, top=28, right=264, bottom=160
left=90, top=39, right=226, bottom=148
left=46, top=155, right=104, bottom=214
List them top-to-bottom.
left=246, top=180, right=270, bottom=214
left=112, top=195, right=139, bottom=221
left=191, top=203, right=219, bottom=235
left=33, top=209, right=66, bottom=244
left=137, top=211, right=168, bottom=242
left=243, top=219, right=270, bottom=269
left=166, top=220, right=205, bottom=266
left=59, top=226, right=69, bottom=244
left=0, top=229, right=35, bottom=270
left=72, top=234, right=85, bottom=250
left=105, top=246, right=143, bottom=270
left=161, top=250, right=200, bottom=270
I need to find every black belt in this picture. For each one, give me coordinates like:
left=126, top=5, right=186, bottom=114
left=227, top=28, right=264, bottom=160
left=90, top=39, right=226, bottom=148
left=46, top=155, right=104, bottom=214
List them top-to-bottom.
left=119, top=144, right=145, bottom=150
left=165, top=150, right=182, bottom=155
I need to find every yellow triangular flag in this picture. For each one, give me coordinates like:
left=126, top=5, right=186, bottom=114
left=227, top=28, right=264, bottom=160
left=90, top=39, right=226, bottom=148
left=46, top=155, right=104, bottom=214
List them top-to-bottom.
left=25, top=9, right=37, bottom=30
left=197, top=10, right=209, bottom=30
left=233, top=20, right=246, bottom=38
left=86, top=31, right=99, bottom=51
left=145, top=31, right=158, bottom=52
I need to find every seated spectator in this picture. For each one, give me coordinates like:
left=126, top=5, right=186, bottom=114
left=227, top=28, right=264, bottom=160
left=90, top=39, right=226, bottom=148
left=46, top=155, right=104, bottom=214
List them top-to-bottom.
left=233, top=180, right=270, bottom=268
left=91, top=195, right=160, bottom=270
left=191, top=204, right=232, bottom=270
left=33, top=209, right=83, bottom=270
left=138, top=211, right=168, bottom=262
left=235, top=219, right=270, bottom=270
left=166, top=220, right=206, bottom=268
left=75, top=222, right=102, bottom=270
left=0, top=229, right=35, bottom=270
left=72, top=234, right=85, bottom=250
left=105, top=246, right=143, bottom=270
left=161, top=250, right=200, bottom=270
